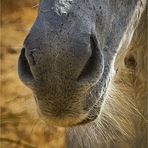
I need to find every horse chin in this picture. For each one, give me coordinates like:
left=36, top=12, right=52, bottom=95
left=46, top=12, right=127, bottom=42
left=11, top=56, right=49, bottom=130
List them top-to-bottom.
left=36, top=102, right=100, bottom=127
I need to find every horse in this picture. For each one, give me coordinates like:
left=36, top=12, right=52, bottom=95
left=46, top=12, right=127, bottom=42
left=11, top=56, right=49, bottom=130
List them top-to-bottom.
left=18, top=0, right=147, bottom=147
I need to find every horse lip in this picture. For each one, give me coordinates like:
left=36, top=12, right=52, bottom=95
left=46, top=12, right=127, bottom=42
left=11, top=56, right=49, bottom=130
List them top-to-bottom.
left=67, top=116, right=98, bottom=127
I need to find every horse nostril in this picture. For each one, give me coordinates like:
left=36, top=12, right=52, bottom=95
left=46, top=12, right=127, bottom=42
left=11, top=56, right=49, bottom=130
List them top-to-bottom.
left=77, top=34, right=104, bottom=86
left=18, top=48, right=34, bottom=87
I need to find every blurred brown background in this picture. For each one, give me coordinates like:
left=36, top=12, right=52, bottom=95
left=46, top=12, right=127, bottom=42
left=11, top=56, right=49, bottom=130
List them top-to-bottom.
left=0, top=1, right=65, bottom=147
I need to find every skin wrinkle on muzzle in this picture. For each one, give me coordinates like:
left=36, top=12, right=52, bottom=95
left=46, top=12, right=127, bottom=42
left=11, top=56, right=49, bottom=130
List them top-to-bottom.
left=18, top=0, right=146, bottom=128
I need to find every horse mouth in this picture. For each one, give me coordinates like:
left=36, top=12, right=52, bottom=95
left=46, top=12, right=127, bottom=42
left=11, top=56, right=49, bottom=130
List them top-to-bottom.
left=41, top=114, right=98, bottom=127
left=74, top=115, right=98, bottom=126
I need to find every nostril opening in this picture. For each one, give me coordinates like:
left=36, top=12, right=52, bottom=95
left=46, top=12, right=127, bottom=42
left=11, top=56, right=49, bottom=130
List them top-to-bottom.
left=77, top=34, right=104, bottom=85
left=18, top=48, right=34, bottom=87
left=27, top=49, right=36, bottom=65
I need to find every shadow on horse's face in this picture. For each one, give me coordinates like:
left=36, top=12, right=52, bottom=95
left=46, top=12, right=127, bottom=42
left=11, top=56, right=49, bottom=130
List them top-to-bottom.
left=18, top=0, right=140, bottom=127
